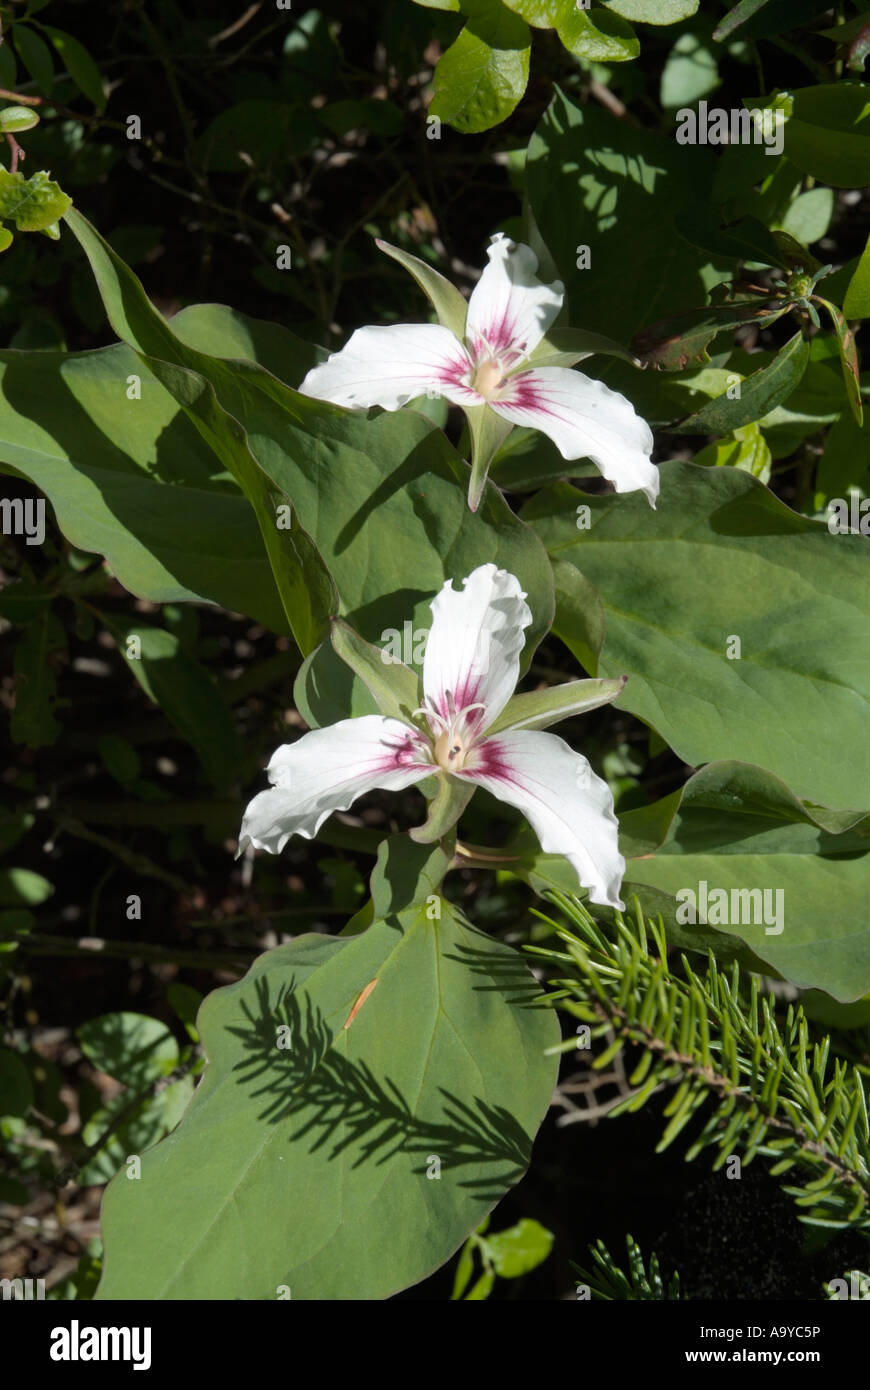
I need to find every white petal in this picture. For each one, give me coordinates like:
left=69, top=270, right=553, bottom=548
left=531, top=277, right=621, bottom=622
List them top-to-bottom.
left=465, top=234, right=563, bottom=367
left=297, top=323, right=477, bottom=410
left=491, top=367, right=659, bottom=506
left=423, top=563, right=532, bottom=731
left=238, top=716, right=431, bottom=854
left=460, top=729, right=625, bottom=909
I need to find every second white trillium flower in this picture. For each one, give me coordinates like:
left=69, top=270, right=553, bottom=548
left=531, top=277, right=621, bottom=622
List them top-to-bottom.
left=299, top=234, right=658, bottom=512
left=239, top=564, right=627, bottom=910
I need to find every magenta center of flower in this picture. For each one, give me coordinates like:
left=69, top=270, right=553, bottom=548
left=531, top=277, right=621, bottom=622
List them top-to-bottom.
left=415, top=694, right=487, bottom=773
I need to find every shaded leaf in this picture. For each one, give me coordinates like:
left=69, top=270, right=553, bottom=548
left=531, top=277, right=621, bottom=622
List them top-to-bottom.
left=42, top=26, right=105, bottom=109
left=95, top=887, right=559, bottom=1298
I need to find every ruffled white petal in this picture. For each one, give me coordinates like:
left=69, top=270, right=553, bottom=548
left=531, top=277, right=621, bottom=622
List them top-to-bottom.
left=465, top=234, right=563, bottom=366
left=297, top=323, right=477, bottom=411
left=491, top=367, right=659, bottom=506
left=422, top=563, right=532, bottom=732
left=238, top=716, right=431, bottom=854
left=460, top=729, right=625, bottom=909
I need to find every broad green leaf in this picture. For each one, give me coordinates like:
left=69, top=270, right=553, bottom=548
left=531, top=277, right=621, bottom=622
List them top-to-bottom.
left=430, top=0, right=531, bottom=134
left=500, top=0, right=559, bottom=23
left=602, top=0, right=697, bottom=23
left=556, top=9, right=638, bottom=61
left=12, top=24, right=53, bottom=95
left=41, top=26, right=105, bottom=109
left=660, top=33, right=719, bottom=109
left=747, top=87, right=870, bottom=189
left=526, top=91, right=728, bottom=344
left=0, top=168, right=71, bottom=232
left=63, top=212, right=554, bottom=695
left=64, top=212, right=338, bottom=655
left=0, top=226, right=12, bottom=254
left=843, top=232, right=870, bottom=318
left=376, top=238, right=468, bottom=339
left=814, top=298, right=863, bottom=425
left=0, top=330, right=288, bottom=631
left=670, top=331, right=809, bottom=433
left=523, top=461, right=870, bottom=811
left=11, top=609, right=66, bottom=748
left=103, top=616, right=242, bottom=790
left=621, top=762, right=870, bottom=1002
left=368, top=836, right=454, bottom=920
left=95, top=899, right=559, bottom=1299
left=77, top=1012, right=179, bottom=1087
left=0, top=1049, right=33, bottom=1117
left=486, top=1217, right=553, bottom=1276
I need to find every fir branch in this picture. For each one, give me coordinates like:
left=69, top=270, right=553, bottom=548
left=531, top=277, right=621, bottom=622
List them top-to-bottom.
left=528, top=894, right=870, bottom=1234
left=573, top=1235, right=682, bottom=1301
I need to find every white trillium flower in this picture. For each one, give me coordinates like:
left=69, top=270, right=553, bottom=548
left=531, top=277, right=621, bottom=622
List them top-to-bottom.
left=298, top=233, right=658, bottom=513
left=239, top=563, right=627, bottom=910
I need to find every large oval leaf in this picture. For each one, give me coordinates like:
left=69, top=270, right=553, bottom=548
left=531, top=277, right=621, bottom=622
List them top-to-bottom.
left=0, top=315, right=316, bottom=632
left=523, top=461, right=870, bottom=812
left=622, top=762, right=870, bottom=1002
left=95, top=892, right=559, bottom=1298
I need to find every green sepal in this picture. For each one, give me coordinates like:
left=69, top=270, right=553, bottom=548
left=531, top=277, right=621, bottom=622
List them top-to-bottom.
left=375, top=238, right=468, bottom=341
left=523, top=327, right=638, bottom=370
left=466, top=402, right=514, bottom=512
left=330, top=617, right=421, bottom=722
left=487, top=675, right=627, bottom=735
left=409, top=773, right=474, bottom=845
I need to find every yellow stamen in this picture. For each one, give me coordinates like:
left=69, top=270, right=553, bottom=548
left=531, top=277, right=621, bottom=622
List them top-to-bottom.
left=471, top=357, right=504, bottom=400
left=434, top=729, right=467, bottom=771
